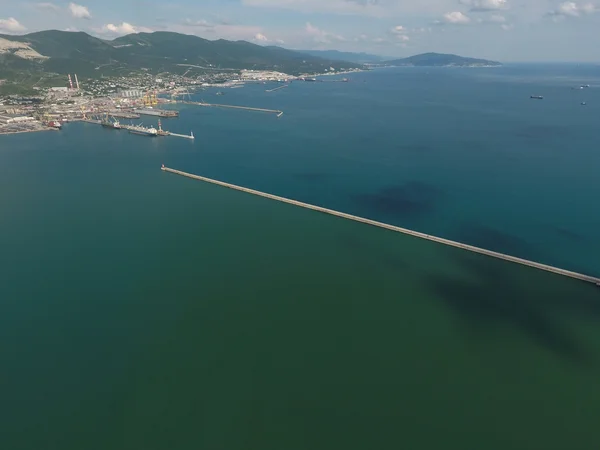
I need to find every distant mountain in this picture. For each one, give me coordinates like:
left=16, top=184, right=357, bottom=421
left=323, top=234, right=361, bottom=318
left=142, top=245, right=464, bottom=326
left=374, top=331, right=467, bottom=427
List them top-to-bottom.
left=0, top=30, right=363, bottom=80
left=295, top=49, right=385, bottom=64
left=383, top=52, right=501, bottom=67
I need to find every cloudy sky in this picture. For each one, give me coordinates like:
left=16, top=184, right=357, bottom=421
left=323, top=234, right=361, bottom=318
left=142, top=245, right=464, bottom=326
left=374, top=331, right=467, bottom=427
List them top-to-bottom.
left=0, top=0, right=599, bottom=61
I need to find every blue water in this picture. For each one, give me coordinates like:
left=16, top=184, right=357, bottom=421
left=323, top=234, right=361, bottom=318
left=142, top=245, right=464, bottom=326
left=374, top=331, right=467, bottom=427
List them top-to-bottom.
left=2, top=64, right=600, bottom=450
left=160, top=64, right=600, bottom=276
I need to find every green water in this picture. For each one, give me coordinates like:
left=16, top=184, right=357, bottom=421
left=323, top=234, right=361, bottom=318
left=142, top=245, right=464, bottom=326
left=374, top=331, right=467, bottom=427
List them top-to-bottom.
left=2, top=65, right=600, bottom=449
left=2, top=162, right=600, bottom=449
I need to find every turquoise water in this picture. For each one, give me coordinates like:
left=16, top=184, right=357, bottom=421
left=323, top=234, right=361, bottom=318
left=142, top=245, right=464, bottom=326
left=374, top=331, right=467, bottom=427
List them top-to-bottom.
left=1, top=65, right=600, bottom=449
left=176, top=65, right=600, bottom=276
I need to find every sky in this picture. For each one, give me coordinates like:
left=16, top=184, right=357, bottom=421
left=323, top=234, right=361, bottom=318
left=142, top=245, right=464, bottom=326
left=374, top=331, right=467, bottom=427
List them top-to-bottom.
left=0, top=0, right=599, bottom=61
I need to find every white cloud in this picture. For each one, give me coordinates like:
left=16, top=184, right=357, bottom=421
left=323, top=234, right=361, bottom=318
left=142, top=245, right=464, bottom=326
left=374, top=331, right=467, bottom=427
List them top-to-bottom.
left=242, top=0, right=386, bottom=17
left=460, top=0, right=508, bottom=12
left=547, top=1, right=598, bottom=18
left=560, top=1, right=580, bottom=15
left=35, top=2, right=60, bottom=12
left=580, top=2, right=597, bottom=13
left=68, top=3, right=91, bottom=19
left=442, top=11, right=471, bottom=24
left=489, top=14, right=507, bottom=22
left=0, top=17, right=26, bottom=33
left=183, top=19, right=215, bottom=29
left=100, top=22, right=151, bottom=35
left=305, top=22, right=346, bottom=44
left=501, top=23, right=514, bottom=30
left=389, top=25, right=410, bottom=41
left=254, top=32, right=269, bottom=42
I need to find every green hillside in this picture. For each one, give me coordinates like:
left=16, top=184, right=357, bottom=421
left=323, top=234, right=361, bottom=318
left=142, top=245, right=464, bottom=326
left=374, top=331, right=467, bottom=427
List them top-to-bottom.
left=0, top=30, right=361, bottom=81
left=384, top=52, right=501, bottom=67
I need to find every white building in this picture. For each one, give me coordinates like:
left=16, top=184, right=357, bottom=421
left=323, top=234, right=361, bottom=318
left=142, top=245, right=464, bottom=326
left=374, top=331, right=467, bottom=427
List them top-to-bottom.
left=119, top=89, right=143, bottom=98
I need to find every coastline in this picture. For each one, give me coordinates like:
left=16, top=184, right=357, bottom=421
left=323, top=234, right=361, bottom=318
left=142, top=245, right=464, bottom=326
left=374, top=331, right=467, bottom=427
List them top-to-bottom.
left=0, top=127, right=56, bottom=136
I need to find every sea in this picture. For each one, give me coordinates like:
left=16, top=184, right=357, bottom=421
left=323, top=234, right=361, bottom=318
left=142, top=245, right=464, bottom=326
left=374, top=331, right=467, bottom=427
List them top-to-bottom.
left=1, top=64, right=600, bottom=449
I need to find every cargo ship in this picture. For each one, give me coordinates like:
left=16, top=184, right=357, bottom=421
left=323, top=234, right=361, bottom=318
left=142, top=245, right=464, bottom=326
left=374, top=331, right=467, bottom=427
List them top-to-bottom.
left=530, top=95, right=544, bottom=100
left=133, top=107, right=179, bottom=118
left=101, top=115, right=121, bottom=129
left=47, top=120, right=62, bottom=129
left=128, top=124, right=158, bottom=137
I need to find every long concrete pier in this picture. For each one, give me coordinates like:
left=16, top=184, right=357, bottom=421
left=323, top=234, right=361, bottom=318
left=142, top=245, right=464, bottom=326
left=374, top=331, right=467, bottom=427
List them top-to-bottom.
left=266, top=85, right=288, bottom=93
left=180, top=101, right=283, bottom=117
left=161, top=166, right=600, bottom=286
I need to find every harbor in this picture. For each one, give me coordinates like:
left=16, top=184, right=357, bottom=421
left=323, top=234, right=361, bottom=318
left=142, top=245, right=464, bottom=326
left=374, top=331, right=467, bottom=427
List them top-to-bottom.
left=79, top=115, right=194, bottom=140
left=161, top=166, right=600, bottom=287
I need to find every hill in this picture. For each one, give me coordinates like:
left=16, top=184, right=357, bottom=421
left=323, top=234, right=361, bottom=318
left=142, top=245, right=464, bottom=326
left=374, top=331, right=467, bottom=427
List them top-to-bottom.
left=0, top=30, right=362, bottom=81
left=295, top=49, right=385, bottom=64
left=384, top=52, right=501, bottom=67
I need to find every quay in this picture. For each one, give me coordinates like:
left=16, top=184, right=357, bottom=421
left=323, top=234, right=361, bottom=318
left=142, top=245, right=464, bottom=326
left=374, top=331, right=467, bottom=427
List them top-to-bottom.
left=179, top=101, right=283, bottom=117
left=110, top=112, right=141, bottom=119
left=161, top=166, right=600, bottom=286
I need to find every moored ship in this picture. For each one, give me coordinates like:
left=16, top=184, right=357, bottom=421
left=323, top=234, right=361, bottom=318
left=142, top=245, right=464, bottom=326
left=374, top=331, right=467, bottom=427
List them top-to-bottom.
left=101, top=115, right=121, bottom=129
left=128, top=124, right=158, bottom=137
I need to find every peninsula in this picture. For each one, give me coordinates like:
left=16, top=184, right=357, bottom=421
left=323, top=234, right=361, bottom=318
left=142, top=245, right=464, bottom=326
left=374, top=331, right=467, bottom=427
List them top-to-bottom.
left=383, top=52, right=502, bottom=67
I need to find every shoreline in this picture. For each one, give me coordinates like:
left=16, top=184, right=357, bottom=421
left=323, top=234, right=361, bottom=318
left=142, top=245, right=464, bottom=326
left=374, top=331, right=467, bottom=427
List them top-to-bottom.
left=0, top=127, right=56, bottom=136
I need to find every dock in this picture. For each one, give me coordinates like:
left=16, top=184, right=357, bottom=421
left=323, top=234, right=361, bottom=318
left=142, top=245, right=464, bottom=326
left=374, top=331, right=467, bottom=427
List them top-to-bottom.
left=179, top=101, right=283, bottom=117
left=110, top=112, right=141, bottom=119
left=161, top=166, right=600, bottom=287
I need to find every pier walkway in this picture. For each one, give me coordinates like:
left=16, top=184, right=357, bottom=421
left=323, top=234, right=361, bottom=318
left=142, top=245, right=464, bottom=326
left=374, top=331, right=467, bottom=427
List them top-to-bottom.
left=266, top=85, right=288, bottom=93
left=179, top=101, right=283, bottom=117
left=161, top=166, right=600, bottom=286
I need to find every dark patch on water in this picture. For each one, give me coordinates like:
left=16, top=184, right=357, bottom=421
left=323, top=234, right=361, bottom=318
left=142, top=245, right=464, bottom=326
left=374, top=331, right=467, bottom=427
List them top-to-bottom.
left=515, top=125, right=571, bottom=140
left=295, top=172, right=329, bottom=182
left=353, top=181, right=443, bottom=218
left=456, top=223, right=537, bottom=258
left=553, top=226, right=585, bottom=242
left=428, top=252, right=598, bottom=364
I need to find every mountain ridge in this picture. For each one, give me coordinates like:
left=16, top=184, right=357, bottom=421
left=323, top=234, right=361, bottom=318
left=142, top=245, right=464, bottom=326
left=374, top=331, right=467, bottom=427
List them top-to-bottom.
left=0, top=30, right=362, bottom=80
left=383, top=52, right=501, bottom=67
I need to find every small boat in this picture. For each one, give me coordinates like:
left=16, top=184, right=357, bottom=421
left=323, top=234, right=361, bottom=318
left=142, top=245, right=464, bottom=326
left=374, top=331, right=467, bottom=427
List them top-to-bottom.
left=530, top=95, right=544, bottom=100
left=581, top=102, right=587, bottom=106
left=47, top=120, right=61, bottom=129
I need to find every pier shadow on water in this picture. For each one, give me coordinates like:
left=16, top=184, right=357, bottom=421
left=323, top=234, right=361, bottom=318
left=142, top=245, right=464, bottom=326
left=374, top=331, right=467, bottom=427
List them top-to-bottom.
left=515, top=125, right=572, bottom=141
left=353, top=181, right=444, bottom=218
left=455, top=223, right=540, bottom=259
left=427, top=250, right=600, bottom=365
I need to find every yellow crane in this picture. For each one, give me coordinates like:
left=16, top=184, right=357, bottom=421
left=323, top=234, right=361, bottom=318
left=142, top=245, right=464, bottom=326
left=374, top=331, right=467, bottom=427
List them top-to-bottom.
left=143, top=90, right=158, bottom=106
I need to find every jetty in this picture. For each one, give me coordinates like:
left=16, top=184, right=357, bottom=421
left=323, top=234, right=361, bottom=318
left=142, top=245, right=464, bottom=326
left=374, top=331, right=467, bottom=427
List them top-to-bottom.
left=266, top=85, right=288, bottom=93
left=179, top=101, right=283, bottom=117
left=167, top=131, right=195, bottom=140
left=161, top=166, right=600, bottom=287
